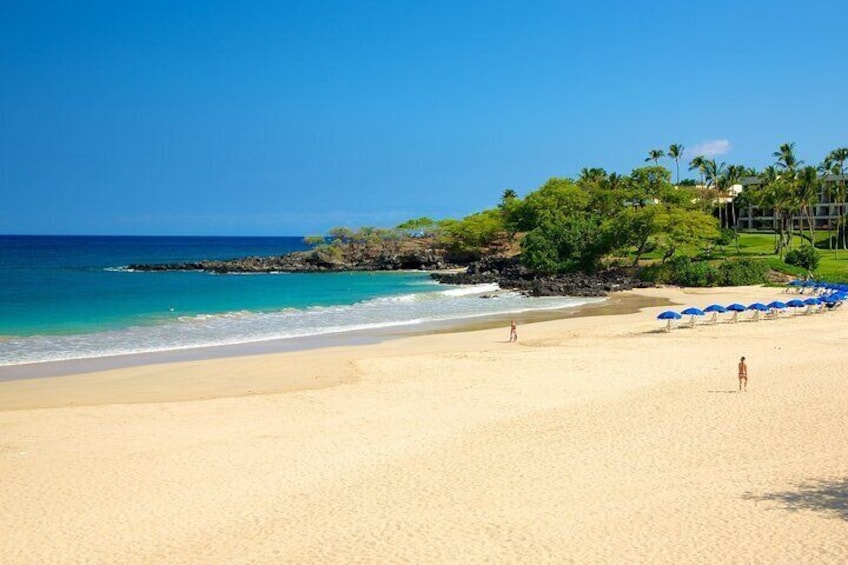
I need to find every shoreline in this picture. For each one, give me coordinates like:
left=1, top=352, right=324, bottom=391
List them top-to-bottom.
left=2, top=284, right=847, bottom=562
left=0, top=286, right=768, bottom=411
left=0, top=290, right=665, bottom=383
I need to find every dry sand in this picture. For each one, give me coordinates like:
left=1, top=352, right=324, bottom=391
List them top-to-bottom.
left=1, top=285, right=847, bottom=564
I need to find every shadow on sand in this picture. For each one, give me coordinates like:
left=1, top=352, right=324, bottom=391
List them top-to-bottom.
left=743, top=478, right=848, bottom=521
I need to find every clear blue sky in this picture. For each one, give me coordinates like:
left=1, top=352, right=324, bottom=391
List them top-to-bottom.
left=2, top=0, right=847, bottom=235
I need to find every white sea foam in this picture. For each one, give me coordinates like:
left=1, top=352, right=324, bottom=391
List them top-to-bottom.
left=439, top=283, right=500, bottom=297
left=0, top=284, right=605, bottom=367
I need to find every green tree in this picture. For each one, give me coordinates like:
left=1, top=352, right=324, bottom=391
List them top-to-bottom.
left=773, top=142, right=803, bottom=172
left=667, top=143, right=685, bottom=185
left=770, top=143, right=806, bottom=248
left=827, top=147, right=848, bottom=252
left=645, top=148, right=665, bottom=166
left=688, top=155, right=706, bottom=185
left=688, top=155, right=710, bottom=213
left=818, top=155, right=838, bottom=253
left=702, top=158, right=727, bottom=228
left=722, top=164, right=747, bottom=251
left=723, top=165, right=746, bottom=227
left=754, top=165, right=797, bottom=257
left=627, top=166, right=674, bottom=208
left=795, top=166, right=820, bottom=244
left=578, top=167, right=607, bottom=184
left=510, top=177, right=590, bottom=231
left=498, top=190, right=522, bottom=240
left=613, top=206, right=662, bottom=265
left=656, top=208, right=721, bottom=263
left=439, top=209, right=506, bottom=260
left=520, top=210, right=605, bottom=273
left=396, top=217, right=438, bottom=238
left=327, top=226, right=354, bottom=243
left=303, top=235, right=327, bottom=247
left=785, top=244, right=820, bottom=272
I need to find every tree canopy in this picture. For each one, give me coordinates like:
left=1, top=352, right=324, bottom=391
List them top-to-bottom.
left=306, top=140, right=847, bottom=278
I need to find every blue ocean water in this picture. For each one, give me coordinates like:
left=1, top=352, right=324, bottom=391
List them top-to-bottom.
left=0, top=235, right=602, bottom=366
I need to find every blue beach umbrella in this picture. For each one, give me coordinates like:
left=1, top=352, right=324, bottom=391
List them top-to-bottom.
left=788, top=280, right=802, bottom=287
left=823, top=295, right=844, bottom=309
left=803, top=296, right=821, bottom=314
left=786, top=298, right=806, bottom=315
left=767, top=300, right=787, bottom=319
left=747, top=302, right=769, bottom=321
left=726, top=303, right=746, bottom=322
left=704, top=304, right=726, bottom=323
left=681, top=307, right=705, bottom=327
left=681, top=307, right=705, bottom=316
left=657, top=310, right=682, bottom=331
left=657, top=310, right=682, bottom=320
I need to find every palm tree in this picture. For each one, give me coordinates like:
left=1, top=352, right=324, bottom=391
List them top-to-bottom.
left=772, top=142, right=804, bottom=239
left=773, top=142, right=803, bottom=172
left=668, top=144, right=684, bottom=185
left=828, top=148, right=848, bottom=249
left=645, top=149, right=665, bottom=166
left=688, top=155, right=706, bottom=185
left=688, top=155, right=708, bottom=213
left=818, top=156, right=837, bottom=253
left=703, top=158, right=727, bottom=228
left=724, top=164, right=747, bottom=245
left=757, top=165, right=794, bottom=257
left=795, top=166, right=820, bottom=244
left=578, top=167, right=607, bottom=184
left=606, top=172, right=624, bottom=192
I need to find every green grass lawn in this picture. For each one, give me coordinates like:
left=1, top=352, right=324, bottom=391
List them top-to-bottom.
left=633, top=232, right=848, bottom=283
left=713, top=233, right=848, bottom=283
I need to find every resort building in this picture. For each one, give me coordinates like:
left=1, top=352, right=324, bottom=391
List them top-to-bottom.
left=735, top=174, right=848, bottom=231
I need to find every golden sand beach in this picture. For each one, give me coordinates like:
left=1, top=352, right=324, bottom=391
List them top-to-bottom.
left=1, top=285, right=847, bottom=563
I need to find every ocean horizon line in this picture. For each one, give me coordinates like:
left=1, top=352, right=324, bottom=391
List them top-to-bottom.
left=1, top=233, right=310, bottom=239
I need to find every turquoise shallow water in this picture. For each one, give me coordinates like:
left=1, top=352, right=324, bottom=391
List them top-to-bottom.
left=0, top=235, right=602, bottom=366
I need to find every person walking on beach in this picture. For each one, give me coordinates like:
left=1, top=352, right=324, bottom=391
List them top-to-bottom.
left=509, top=320, right=518, bottom=342
left=738, top=356, right=748, bottom=391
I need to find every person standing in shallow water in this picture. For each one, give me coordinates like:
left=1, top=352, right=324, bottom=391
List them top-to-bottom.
left=509, top=320, right=518, bottom=342
left=738, top=356, right=748, bottom=391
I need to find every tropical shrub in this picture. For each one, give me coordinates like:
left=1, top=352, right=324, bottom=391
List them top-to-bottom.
left=717, top=228, right=736, bottom=247
left=784, top=244, right=820, bottom=272
left=638, top=256, right=768, bottom=287
left=636, top=257, right=710, bottom=285
left=673, top=257, right=719, bottom=287
left=716, top=258, right=770, bottom=286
